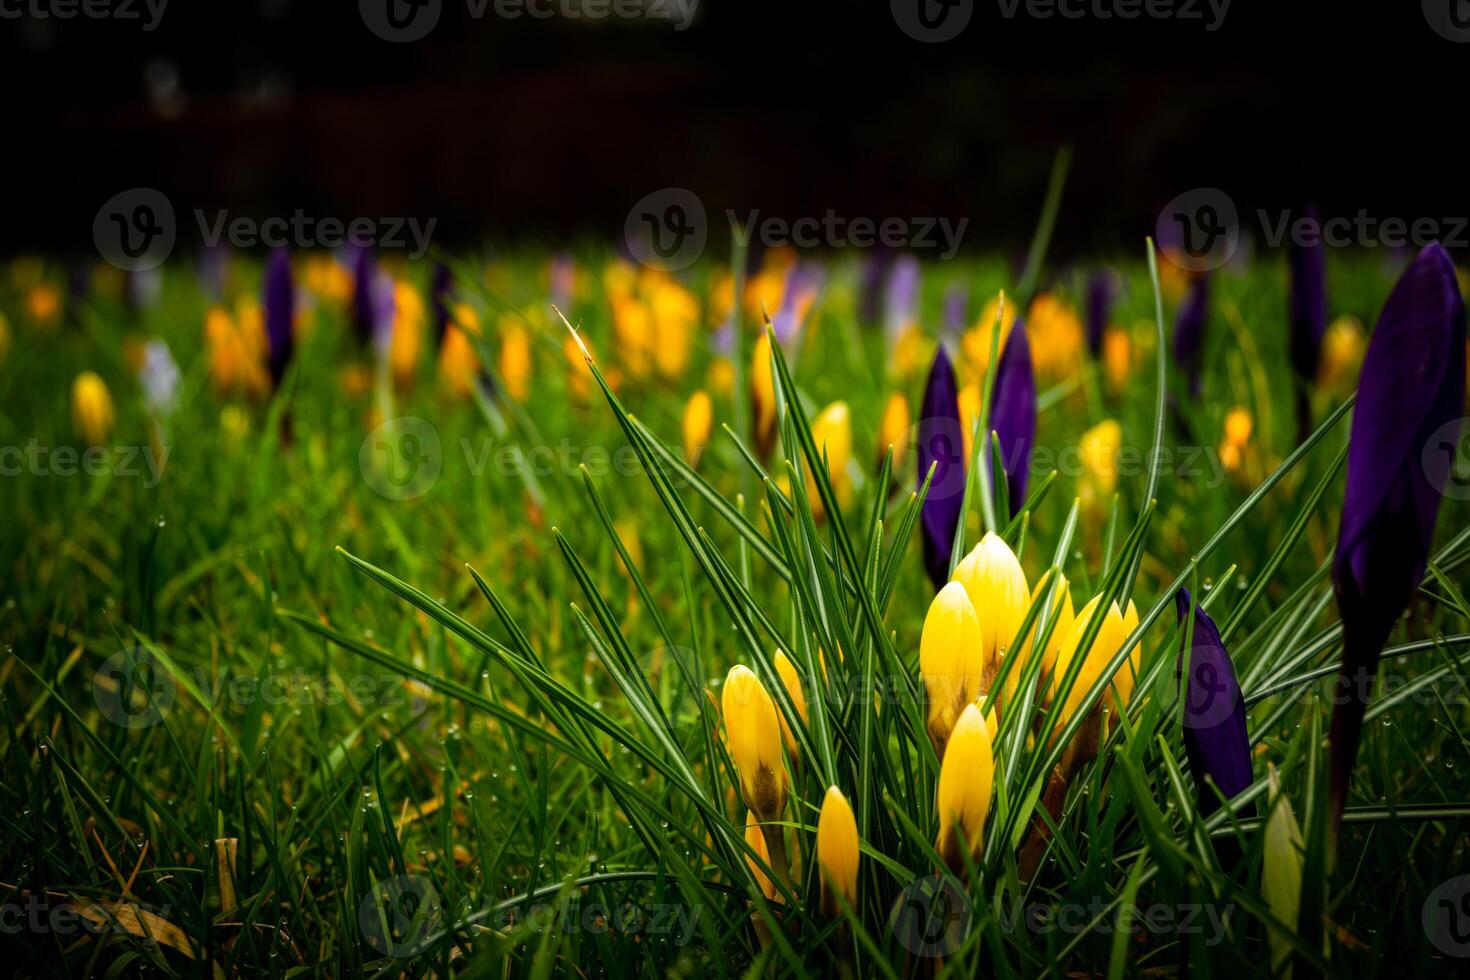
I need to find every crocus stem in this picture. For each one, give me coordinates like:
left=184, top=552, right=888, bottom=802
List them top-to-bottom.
left=759, top=822, right=793, bottom=892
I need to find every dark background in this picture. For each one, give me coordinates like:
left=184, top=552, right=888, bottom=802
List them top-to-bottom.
left=4, top=0, right=1466, bottom=258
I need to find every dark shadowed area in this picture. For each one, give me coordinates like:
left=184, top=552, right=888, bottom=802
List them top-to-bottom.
left=4, top=0, right=1466, bottom=257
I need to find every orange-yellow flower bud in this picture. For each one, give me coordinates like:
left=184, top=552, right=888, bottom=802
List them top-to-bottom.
left=722, top=665, right=788, bottom=820
left=935, top=703, right=994, bottom=873
left=816, top=786, right=859, bottom=914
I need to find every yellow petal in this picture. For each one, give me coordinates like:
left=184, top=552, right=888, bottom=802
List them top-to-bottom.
left=682, top=389, right=714, bottom=466
left=919, top=582, right=985, bottom=754
left=772, top=650, right=808, bottom=757
left=721, top=665, right=787, bottom=819
left=935, top=703, right=994, bottom=872
left=816, top=786, right=859, bottom=912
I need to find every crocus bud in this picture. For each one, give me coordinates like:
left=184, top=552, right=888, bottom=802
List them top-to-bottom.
left=1288, top=205, right=1327, bottom=388
left=1330, top=242, right=1466, bottom=826
left=263, top=247, right=294, bottom=389
left=1085, top=270, right=1118, bottom=357
left=1174, top=274, right=1210, bottom=398
left=651, top=279, right=697, bottom=379
left=388, top=281, right=424, bottom=394
left=1025, top=294, right=1085, bottom=383
left=439, top=306, right=481, bottom=400
left=1318, top=315, right=1365, bottom=391
left=990, top=318, right=1036, bottom=512
left=499, top=321, right=531, bottom=402
left=1102, top=327, right=1132, bottom=392
left=751, top=333, right=777, bottom=458
left=917, top=346, right=965, bottom=589
left=71, top=371, right=114, bottom=446
left=682, top=389, right=713, bottom=466
left=877, top=392, right=910, bottom=470
left=807, top=401, right=853, bottom=518
left=1218, top=406, right=1253, bottom=474
left=1078, top=419, right=1123, bottom=514
left=952, top=532, right=1030, bottom=704
left=1027, top=568, right=1076, bottom=683
left=919, top=582, right=986, bottom=757
left=1176, top=589, right=1252, bottom=816
left=1048, top=595, right=1139, bottom=765
left=771, top=650, right=808, bottom=759
left=722, top=665, right=788, bottom=821
left=935, top=703, right=994, bottom=874
left=816, top=786, right=859, bottom=916
left=743, top=810, right=779, bottom=902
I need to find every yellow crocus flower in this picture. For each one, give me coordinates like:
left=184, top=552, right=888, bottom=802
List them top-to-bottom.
left=71, top=372, right=114, bottom=446
left=682, top=389, right=713, bottom=466
left=877, top=392, right=910, bottom=469
left=807, top=401, right=852, bottom=518
left=951, top=532, right=1030, bottom=706
left=919, top=581, right=986, bottom=757
left=721, top=665, right=788, bottom=821
left=935, top=703, right=995, bottom=874
left=815, top=786, right=859, bottom=916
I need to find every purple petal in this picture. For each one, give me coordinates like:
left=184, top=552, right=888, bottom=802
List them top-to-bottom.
left=1288, top=205, right=1327, bottom=383
left=1330, top=242, right=1467, bottom=822
left=351, top=245, right=377, bottom=346
left=264, top=247, right=294, bottom=387
left=858, top=251, right=894, bottom=325
left=884, top=255, right=920, bottom=342
left=431, top=262, right=454, bottom=344
left=1085, top=269, right=1118, bottom=356
left=1173, top=274, right=1210, bottom=397
left=943, top=282, right=968, bottom=341
left=990, top=317, right=1036, bottom=513
left=918, top=345, right=965, bottom=590
left=1175, top=589, right=1253, bottom=816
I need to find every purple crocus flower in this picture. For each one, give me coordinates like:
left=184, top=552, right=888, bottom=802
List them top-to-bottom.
left=1288, top=205, right=1327, bottom=384
left=1329, top=242, right=1467, bottom=826
left=350, top=245, right=378, bottom=346
left=264, top=247, right=294, bottom=388
left=858, top=251, right=893, bottom=325
left=549, top=253, right=575, bottom=311
left=884, top=254, right=920, bottom=343
left=430, top=262, right=454, bottom=344
left=771, top=263, right=824, bottom=343
left=1085, top=270, right=1118, bottom=356
left=1174, top=274, right=1210, bottom=397
left=943, top=282, right=968, bottom=341
left=990, top=317, right=1035, bottom=513
left=918, top=345, right=966, bottom=590
left=1175, top=589, right=1252, bottom=816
